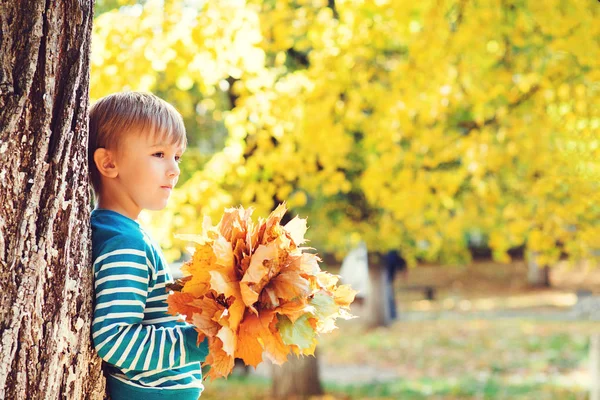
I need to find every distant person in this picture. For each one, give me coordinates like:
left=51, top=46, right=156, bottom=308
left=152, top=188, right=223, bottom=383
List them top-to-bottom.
left=339, top=241, right=369, bottom=304
left=384, top=250, right=407, bottom=320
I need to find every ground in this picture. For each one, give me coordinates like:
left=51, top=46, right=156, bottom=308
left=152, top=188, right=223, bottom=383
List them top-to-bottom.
left=197, top=259, right=600, bottom=399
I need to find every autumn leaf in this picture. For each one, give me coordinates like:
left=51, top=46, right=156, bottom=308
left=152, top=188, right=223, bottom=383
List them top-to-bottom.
left=284, top=216, right=308, bottom=245
left=213, top=235, right=234, bottom=268
left=242, top=243, right=275, bottom=284
left=209, top=268, right=238, bottom=299
left=269, top=270, right=310, bottom=301
left=239, top=283, right=260, bottom=314
left=333, top=284, right=358, bottom=308
left=166, top=292, right=202, bottom=320
left=227, top=296, right=246, bottom=331
left=275, top=298, right=316, bottom=323
left=257, top=311, right=290, bottom=365
left=236, top=314, right=264, bottom=368
left=277, top=314, right=317, bottom=351
left=217, top=326, right=237, bottom=356
left=204, top=338, right=235, bottom=380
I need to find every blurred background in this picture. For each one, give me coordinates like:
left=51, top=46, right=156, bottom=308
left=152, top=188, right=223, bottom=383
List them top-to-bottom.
left=92, top=0, right=599, bottom=398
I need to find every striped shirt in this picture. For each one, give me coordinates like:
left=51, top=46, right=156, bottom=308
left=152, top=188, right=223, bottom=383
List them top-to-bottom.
left=91, top=209, right=208, bottom=398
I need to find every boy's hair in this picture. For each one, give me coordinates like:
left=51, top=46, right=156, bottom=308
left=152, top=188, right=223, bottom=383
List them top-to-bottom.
left=88, top=91, right=187, bottom=196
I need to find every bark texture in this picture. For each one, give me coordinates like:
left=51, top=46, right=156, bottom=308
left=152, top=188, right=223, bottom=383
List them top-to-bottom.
left=0, top=1, right=105, bottom=399
left=271, top=352, right=323, bottom=399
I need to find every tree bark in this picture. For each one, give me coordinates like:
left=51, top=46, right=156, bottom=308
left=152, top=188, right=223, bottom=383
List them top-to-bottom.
left=0, top=1, right=105, bottom=399
left=366, top=252, right=392, bottom=328
left=271, top=352, right=323, bottom=399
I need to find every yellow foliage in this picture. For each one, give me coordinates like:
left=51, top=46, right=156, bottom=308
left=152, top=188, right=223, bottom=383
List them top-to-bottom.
left=94, top=0, right=600, bottom=265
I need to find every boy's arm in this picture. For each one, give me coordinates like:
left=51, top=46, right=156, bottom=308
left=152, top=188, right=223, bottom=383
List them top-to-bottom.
left=92, top=238, right=208, bottom=372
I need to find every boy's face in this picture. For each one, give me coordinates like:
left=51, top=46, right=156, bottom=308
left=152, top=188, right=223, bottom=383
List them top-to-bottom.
left=109, top=131, right=184, bottom=218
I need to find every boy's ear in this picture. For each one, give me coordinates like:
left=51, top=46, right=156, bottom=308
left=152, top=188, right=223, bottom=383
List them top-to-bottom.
left=93, top=148, right=118, bottom=178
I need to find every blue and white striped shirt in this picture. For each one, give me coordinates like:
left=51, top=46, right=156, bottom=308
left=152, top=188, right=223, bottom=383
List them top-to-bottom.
left=91, top=209, right=208, bottom=397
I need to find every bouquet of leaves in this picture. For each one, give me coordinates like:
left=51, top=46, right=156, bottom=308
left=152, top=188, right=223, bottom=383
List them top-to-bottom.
left=167, top=203, right=356, bottom=379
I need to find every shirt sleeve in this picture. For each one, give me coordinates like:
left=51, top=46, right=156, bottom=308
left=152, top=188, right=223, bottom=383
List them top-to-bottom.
left=92, top=236, right=208, bottom=371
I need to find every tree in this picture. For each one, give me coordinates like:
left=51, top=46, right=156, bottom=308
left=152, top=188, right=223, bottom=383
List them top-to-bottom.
left=96, top=0, right=599, bottom=269
left=0, top=1, right=105, bottom=399
left=271, top=352, right=323, bottom=399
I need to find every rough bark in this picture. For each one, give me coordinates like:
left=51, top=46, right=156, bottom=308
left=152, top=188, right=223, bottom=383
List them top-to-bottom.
left=0, top=1, right=105, bottom=399
left=271, top=352, right=323, bottom=399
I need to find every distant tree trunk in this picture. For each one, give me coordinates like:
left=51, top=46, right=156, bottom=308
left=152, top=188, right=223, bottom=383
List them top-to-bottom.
left=0, top=1, right=105, bottom=399
left=270, top=207, right=324, bottom=398
left=366, top=252, right=392, bottom=327
left=527, top=252, right=551, bottom=287
left=271, top=352, right=323, bottom=399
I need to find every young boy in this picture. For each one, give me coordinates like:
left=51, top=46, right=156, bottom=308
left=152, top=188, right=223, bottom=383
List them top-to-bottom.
left=88, top=92, right=208, bottom=400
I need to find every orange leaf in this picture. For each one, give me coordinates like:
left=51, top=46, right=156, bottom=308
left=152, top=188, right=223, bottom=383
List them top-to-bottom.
left=217, top=208, right=238, bottom=242
left=182, top=243, right=216, bottom=277
left=242, top=243, right=276, bottom=284
left=209, top=268, right=238, bottom=299
left=269, top=270, right=310, bottom=302
left=181, top=280, right=210, bottom=298
left=239, top=282, right=259, bottom=313
left=166, top=292, right=202, bottom=320
left=227, top=296, right=246, bottom=331
left=190, top=297, right=224, bottom=337
left=274, top=298, right=315, bottom=324
left=192, top=311, right=221, bottom=338
left=258, top=311, right=290, bottom=365
left=235, top=315, right=264, bottom=368
left=204, top=338, right=235, bottom=380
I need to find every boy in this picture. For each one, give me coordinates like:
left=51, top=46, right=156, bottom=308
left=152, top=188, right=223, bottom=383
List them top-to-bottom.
left=88, top=92, right=208, bottom=400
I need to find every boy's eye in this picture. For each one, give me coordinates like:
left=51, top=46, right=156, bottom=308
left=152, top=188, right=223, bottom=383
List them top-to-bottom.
left=153, top=152, right=165, bottom=158
left=175, top=155, right=182, bottom=163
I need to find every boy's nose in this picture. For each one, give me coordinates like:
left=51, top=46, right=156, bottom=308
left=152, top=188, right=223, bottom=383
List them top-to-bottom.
left=168, top=161, right=180, bottom=178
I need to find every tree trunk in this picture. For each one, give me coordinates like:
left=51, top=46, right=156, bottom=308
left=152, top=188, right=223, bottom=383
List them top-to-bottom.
left=0, top=1, right=105, bottom=399
left=366, top=252, right=391, bottom=328
left=527, top=252, right=551, bottom=288
left=271, top=352, right=323, bottom=399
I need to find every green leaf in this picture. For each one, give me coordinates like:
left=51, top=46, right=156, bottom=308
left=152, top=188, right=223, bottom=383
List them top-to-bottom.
left=276, top=314, right=316, bottom=350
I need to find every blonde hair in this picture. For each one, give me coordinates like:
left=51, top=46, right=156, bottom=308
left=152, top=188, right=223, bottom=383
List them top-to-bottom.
left=88, top=91, right=187, bottom=195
